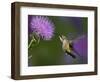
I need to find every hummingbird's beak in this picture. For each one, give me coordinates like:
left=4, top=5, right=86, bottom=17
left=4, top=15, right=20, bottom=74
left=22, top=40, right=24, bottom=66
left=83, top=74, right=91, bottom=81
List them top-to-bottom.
left=59, top=36, right=63, bottom=42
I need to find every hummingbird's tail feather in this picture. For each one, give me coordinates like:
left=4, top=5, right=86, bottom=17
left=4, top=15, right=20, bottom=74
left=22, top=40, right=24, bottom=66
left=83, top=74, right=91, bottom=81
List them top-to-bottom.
left=73, top=49, right=81, bottom=57
left=65, top=51, right=76, bottom=59
left=69, top=53, right=76, bottom=59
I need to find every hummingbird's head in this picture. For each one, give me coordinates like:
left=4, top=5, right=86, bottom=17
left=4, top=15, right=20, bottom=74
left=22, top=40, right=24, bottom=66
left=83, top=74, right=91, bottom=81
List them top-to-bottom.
left=59, top=35, right=67, bottom=42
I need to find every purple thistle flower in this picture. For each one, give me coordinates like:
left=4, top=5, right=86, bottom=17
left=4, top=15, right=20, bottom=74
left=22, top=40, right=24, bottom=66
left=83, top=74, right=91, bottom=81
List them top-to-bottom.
left=30, top=16, right=55, bottom=40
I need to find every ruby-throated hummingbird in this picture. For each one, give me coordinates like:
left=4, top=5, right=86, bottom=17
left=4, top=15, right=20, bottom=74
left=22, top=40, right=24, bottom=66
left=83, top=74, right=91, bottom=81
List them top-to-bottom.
left=59, top=35, right=79, bottom=59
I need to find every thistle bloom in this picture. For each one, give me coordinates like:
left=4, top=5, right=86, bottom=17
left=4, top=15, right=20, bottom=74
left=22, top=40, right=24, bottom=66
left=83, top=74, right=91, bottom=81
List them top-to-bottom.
left=30, top=16, right=55, bottom=40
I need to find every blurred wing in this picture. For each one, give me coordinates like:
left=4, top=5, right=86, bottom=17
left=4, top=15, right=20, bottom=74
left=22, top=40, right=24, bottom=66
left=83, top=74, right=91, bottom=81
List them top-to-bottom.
left=70, top=35, right=86, bottom=43
left=70, top=35, right=87, bottom=56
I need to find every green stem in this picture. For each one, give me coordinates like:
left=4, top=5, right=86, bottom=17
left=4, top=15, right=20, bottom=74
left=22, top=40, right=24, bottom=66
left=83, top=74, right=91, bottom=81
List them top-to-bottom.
left=28, top=35, right=40, bottom=60
left=28, top=36, right=36, bottom=49
left=28, top=55, right=32, bottom=59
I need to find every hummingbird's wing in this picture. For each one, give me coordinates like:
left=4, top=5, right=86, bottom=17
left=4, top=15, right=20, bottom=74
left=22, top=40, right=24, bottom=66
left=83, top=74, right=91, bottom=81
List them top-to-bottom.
left=69, top=35, right=86, bottom=51
left=71, top=35, right=86, bottom=43
left=69, top=36, right=85, bottom=57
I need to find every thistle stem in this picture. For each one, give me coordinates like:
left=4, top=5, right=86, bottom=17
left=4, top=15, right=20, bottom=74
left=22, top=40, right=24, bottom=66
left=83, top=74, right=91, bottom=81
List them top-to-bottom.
left=28, top=35, right=40, bottom=60
left=28, top=36, right=36, bottom=49
left=28, top=55, right=32, bottom=59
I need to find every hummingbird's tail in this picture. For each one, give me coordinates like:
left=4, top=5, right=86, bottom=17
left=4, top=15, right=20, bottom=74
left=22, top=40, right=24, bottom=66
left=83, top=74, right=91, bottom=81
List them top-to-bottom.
left=73, top=49, right=81, bottom=57
left=65, top=51, right=76, bottom=59
left=70, top=53, right=76, bottom=59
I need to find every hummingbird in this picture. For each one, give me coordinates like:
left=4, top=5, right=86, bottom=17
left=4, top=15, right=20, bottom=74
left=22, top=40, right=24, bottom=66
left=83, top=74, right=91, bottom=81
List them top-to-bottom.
left=59, top=35, right=79, bottom=59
